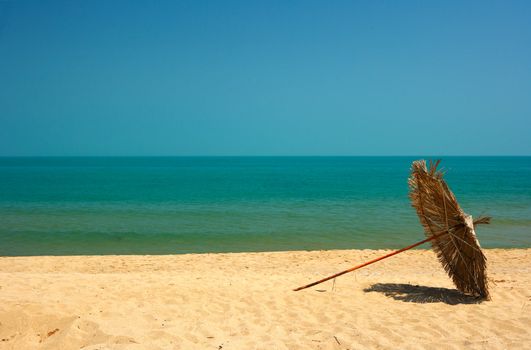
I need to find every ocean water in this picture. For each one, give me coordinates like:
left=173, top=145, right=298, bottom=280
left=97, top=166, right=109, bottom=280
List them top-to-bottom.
left=0, top=157, right=530, bottom=256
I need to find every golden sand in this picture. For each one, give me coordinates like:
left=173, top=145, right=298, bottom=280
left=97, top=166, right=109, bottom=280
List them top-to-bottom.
left=0, top=249, right=530, bottom=349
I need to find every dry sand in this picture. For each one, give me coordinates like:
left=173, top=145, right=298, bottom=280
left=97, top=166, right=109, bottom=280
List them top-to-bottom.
left=0, top=249, right=529, bottom=349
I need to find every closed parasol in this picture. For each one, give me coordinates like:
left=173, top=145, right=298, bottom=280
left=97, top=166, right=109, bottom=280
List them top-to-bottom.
left=294, top=159, right=490, bottom=300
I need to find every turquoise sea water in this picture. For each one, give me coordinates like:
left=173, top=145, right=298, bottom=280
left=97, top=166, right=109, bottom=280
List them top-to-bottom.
left=0, top=157, right=530, bottom=256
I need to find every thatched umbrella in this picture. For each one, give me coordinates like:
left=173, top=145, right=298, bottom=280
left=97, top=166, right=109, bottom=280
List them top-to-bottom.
left=294, top=159, right=490, bottom=300
left=409, top=159, right=490, bottom=299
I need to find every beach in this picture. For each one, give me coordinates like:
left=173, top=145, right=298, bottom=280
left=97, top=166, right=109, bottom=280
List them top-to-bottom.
left=2, top=0, right=531, bottom=348
left=1, top=248, right=529, bottom=349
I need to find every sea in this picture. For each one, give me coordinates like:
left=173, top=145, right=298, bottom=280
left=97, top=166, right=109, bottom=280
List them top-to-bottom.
left=0, top=157, right=530, bottom=256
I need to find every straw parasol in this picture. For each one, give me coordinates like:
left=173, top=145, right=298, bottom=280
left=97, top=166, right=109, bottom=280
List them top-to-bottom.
left=294, top=159, right=490, bottom=300
left=409, top=159, right=490, bottom=299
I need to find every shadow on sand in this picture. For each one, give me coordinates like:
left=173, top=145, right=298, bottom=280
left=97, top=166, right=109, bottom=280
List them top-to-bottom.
left=363, top=283, right=485, bottom=305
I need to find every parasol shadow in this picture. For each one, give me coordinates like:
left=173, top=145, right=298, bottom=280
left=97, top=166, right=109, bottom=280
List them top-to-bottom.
left=364, top=283, right=485, bottom=305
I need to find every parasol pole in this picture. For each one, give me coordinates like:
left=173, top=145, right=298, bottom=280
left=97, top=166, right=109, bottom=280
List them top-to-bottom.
left=293, top=231, right=449, bottom=291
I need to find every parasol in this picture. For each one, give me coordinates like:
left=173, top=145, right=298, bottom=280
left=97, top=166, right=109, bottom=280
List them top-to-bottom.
left=294, top=159, right=490, bottom=300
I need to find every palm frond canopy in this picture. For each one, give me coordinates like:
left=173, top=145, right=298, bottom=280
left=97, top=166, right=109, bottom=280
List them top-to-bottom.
left=408, top=160, right=490, bottom=299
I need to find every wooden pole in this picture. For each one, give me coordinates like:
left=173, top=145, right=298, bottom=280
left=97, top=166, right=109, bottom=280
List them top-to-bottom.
left=293, top=231, right=448, bottom=291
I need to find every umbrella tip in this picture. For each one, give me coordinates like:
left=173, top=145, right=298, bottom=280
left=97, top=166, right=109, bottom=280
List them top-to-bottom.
left=473, top=216, right=491, bottom=226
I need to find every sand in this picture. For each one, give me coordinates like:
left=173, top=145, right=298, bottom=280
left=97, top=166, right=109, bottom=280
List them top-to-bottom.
left=0, top=249, right=529, bottom=349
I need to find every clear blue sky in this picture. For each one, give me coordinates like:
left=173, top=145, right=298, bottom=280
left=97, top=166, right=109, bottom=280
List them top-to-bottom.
left=1, top=1, right=530, bottom=156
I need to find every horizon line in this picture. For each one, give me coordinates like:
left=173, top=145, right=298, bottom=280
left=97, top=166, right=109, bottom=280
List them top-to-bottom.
left=1, top=155, right=530, bottom=158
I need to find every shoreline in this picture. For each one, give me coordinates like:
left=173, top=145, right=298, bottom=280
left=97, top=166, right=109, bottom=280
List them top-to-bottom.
left=2, top=246, right=530, bottom=258
left=1, top=248, right=530, bottom=349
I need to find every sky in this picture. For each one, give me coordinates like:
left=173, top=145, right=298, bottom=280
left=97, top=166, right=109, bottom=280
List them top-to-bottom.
left=0, top=1, right=530, bottom=156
